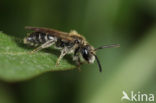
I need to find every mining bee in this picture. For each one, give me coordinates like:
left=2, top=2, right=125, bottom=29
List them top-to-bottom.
left=24, top=26, right=120, bottom=72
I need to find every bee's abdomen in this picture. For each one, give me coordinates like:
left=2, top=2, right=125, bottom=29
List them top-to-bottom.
left=24, top=32, right=57, bottom=46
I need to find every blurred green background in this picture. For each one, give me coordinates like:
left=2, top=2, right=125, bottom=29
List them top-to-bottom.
left=0, top=0, right=156, bottom=103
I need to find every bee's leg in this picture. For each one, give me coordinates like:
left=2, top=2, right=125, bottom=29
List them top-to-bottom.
left=30, top=40, right=54, bottom=54
left=73, top=48, right=82, bottom=71
left=56, top=49, right=67, bottom=66
left=73, top=56, right=82, bottom=71
left=76, top=57, right=82, bottom=71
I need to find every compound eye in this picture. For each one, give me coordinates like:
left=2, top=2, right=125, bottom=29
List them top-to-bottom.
left=82, top=48, right=89, bottom=61
left=82, top=48, right=88, bottom=55
left=84, top=49, right=88, bottom=54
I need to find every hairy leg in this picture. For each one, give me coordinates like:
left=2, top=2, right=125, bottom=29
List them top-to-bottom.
left=30, top=40, right=55, bottom=54
left=55, top=48, right=68, bottom=66
left=73, top=55, right=83, bottom=71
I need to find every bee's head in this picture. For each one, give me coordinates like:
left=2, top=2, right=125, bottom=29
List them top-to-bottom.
left=81, top=44, right=120, bottom=72
left=81, top=45, right=95, bottom=63
left=81, top=45, right=102, bottom=72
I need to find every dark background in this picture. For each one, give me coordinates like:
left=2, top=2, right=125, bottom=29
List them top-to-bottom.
left=0, top=0, right=156, bottom=103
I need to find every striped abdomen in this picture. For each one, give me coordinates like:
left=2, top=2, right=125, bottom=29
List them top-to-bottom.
left=24, top=32, right=57, bottom=46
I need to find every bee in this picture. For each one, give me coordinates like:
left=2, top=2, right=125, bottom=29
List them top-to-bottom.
left=24, top=26, right=120, bottom=72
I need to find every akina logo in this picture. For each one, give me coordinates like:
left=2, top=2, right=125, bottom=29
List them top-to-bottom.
left=121, top=91, right=154, bottom=102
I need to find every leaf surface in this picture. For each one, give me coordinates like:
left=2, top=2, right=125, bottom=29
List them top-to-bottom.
left=0, top=32, right=76, bottom=82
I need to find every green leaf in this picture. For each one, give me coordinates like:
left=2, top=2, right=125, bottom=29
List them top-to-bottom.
left=0, top=32, right=76, bottom=82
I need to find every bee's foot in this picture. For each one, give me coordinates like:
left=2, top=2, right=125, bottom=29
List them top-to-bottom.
left=55, top=62, right=60, bottom=67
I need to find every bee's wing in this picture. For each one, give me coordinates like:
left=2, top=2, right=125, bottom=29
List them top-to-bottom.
left=25, top=26, right=74, bottom=41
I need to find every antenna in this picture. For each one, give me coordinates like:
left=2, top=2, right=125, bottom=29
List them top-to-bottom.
left=95, top=44, right=120, bottom=51
left=94, top=55, right=102, bottom=72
